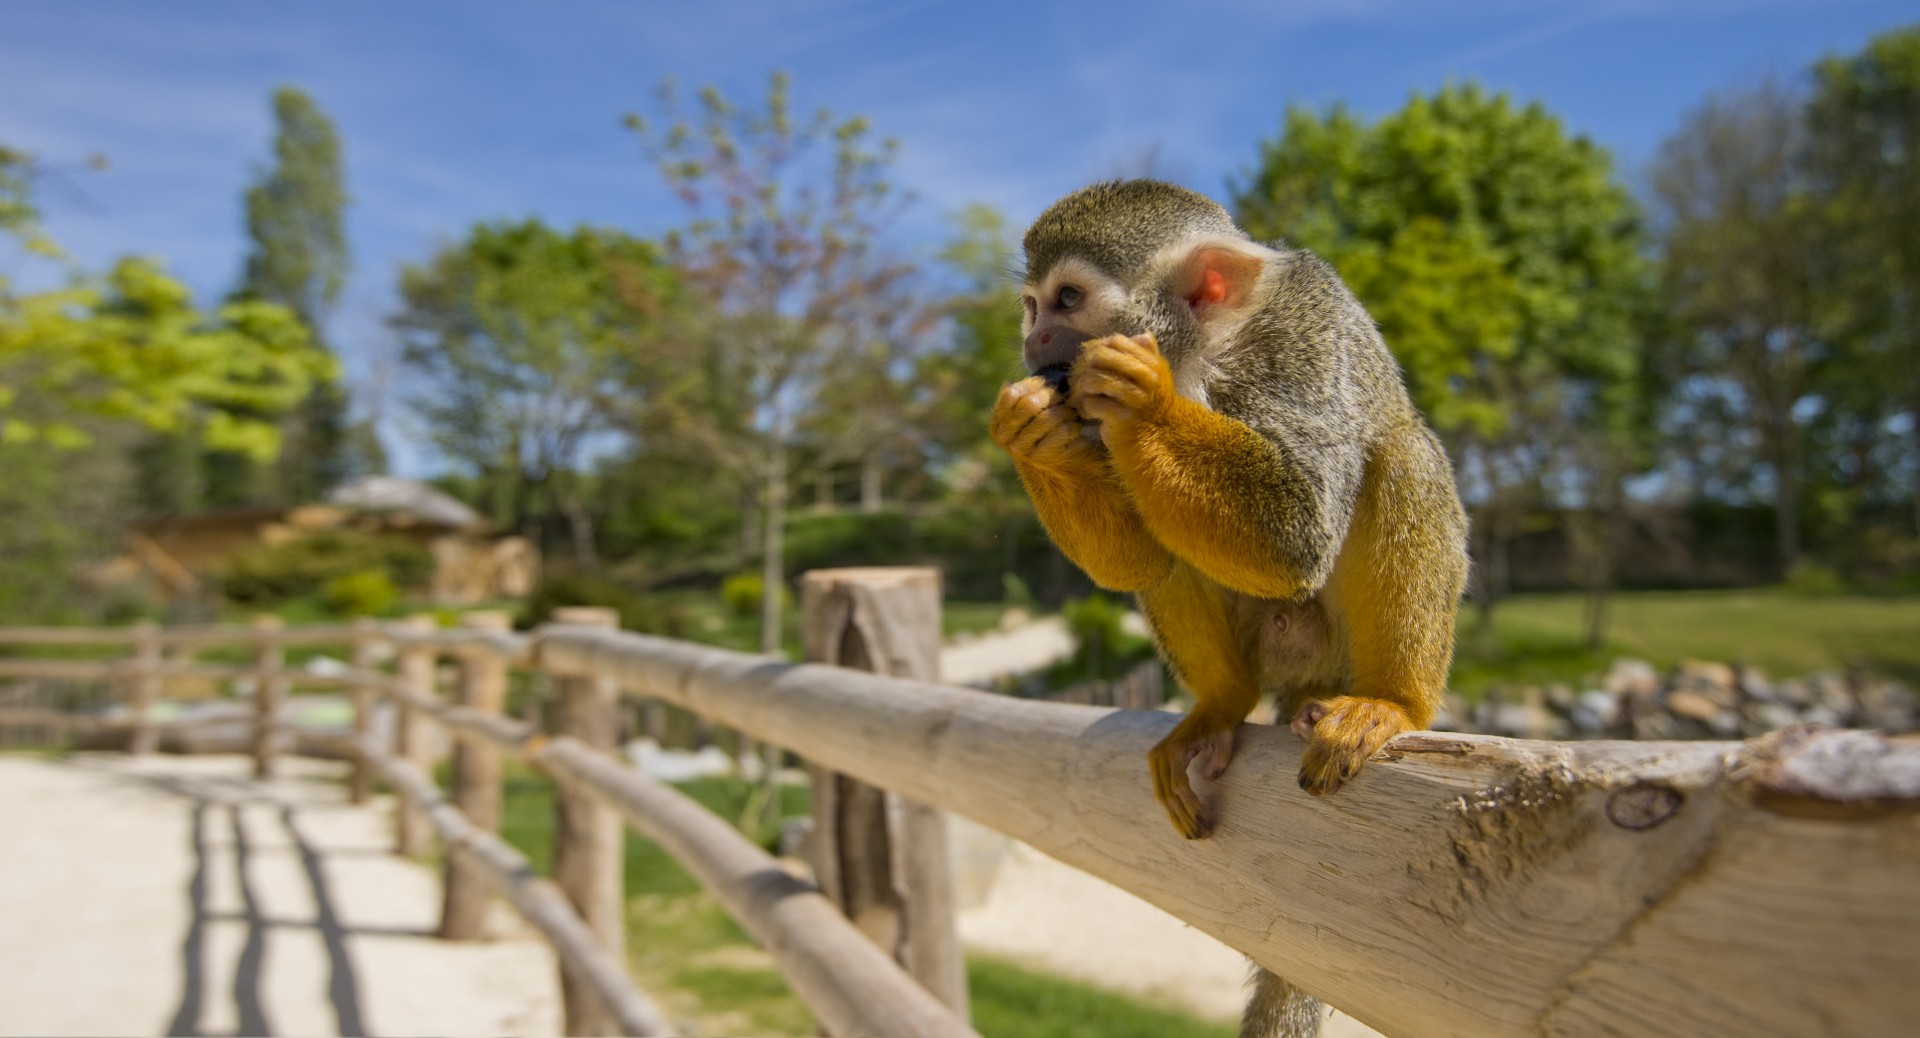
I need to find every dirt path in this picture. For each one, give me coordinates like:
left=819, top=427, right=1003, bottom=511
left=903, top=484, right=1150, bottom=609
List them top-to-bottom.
left=0, top=753, right=558, bottom=1038
left=953, top=819, right=1385, bottom=1037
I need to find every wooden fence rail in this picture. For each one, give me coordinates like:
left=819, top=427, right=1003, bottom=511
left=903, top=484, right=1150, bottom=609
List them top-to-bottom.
left=4, top=567, right=1919, bottom=1038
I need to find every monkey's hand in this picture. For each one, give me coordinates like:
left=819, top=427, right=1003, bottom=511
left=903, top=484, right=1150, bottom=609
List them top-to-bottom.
left=1068, top=333, right=1175, bottom=437
left=991, top=376, right=1103, bottom=476
left=1290, top=696, right=1413, bottom=795
left=1148, top=707, right=1238, bottom=839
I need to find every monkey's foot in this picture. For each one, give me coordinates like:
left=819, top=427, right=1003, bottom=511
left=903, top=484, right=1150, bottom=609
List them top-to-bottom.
left=1291, top=697, right=1413, bottom=796
left=1148, top=715, right=1236, bottom=839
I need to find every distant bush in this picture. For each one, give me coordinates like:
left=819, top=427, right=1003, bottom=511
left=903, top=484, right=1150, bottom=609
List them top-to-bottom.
left=783, top=505, right=1083, bottom=602
left=223, top=531, right=432, bottom=606
left=1783, top=559, right=1846, bottom=595
left=321, top=570, right=399, bottom=617
left=519, top=571, right=687, bottom=636
left=721, top=572, right=790, bottom=618
left=1059, top=593, right=1155, bottom=682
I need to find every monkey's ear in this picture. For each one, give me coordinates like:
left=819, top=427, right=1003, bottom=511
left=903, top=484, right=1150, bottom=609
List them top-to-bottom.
left=1170, top=239, right=1275, bottom=327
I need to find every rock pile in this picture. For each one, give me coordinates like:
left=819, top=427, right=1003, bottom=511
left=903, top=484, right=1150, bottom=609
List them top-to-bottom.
left=1439, top=658, right=1918, bottom=741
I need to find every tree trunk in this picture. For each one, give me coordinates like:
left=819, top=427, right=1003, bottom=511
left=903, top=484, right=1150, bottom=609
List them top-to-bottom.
left=1768, top=411, right=1801, bottom=574
left=761, top=441, right=787, bottom=656
left=861, top=455, right=883, bottom=514
left=815, top=469, right=833, bottom=513
left=559, top=483, right=599, bottom=571
left=737, top=485, right=760, bottom=565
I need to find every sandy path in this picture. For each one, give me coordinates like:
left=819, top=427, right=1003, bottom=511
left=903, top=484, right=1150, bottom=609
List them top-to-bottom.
left=0, top=754, right=558, bottom=1038
left=953, top=819, right=1385, bottom=1037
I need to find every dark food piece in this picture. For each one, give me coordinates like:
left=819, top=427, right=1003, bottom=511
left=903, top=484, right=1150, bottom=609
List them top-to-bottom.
left=1036, top=363, right=1072, bottom=395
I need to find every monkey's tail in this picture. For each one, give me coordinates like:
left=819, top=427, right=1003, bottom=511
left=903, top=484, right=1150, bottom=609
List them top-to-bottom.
left=1239, top=962, right=1323, bottom=1038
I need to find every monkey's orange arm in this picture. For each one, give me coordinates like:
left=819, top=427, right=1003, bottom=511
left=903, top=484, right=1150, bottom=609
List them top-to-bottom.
left=1104, top=397, right=1342, bottom=601
left=1016, top=461, right=1175, bottom=592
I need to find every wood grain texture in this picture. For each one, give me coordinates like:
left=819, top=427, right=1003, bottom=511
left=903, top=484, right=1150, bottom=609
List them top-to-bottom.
left=538, top=627, right=1920, bottom=1038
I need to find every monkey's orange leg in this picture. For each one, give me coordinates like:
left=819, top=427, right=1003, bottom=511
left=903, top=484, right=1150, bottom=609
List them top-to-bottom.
left=1295, top=429, right=1464, bottom=794
left=1017, top=462, right=1175, bottom=592
left=1140, top=563, right=1259, bottom=838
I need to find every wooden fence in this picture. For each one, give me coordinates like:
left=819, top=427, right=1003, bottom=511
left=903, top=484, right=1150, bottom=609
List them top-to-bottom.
left=2, top=565, right=1918, bottom=1037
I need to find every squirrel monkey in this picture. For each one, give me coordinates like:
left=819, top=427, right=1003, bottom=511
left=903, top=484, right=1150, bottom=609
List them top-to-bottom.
left=992, top=179, right=1468, bottom=833
left=991, top=181, right=1467, bottom=1038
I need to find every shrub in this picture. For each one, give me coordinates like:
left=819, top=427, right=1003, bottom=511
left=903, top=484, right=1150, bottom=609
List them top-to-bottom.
left=222, top=530, right=432, bottom=606
left=1783, top=559, right=1845, bottom=595
left=321, top=570, right=399, bottom=617
left=519, top=571, right=686, bottom=636
left=721, top=572, right=790, bottom=618
left=1059, top=593, right=1154, bottom=681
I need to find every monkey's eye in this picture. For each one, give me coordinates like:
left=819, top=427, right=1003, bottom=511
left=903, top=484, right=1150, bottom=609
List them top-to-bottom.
left=1055, top=285, right=1084, bottom=310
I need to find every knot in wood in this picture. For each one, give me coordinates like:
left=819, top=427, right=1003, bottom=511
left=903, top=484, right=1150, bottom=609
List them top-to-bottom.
left=1605, top=782, right=1683, bottom=830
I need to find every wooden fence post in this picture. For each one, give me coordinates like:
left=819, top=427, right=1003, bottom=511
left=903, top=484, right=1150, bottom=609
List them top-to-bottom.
left=800, top=567, right=969, bottom=1021
left=550, top=606, right=627, bottom=1036
left=441, top=610, right=513, bottom=940
left=395, top=613, right=438, bottom=858
left=251, top=615, right=284, bottom=779
left=348, top=618, right=379, bottom=805
left=129, top=620, right=161, bottom=755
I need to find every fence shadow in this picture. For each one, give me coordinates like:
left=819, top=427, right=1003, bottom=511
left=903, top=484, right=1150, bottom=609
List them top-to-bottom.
left=71, top=762, right=372, bottom=1038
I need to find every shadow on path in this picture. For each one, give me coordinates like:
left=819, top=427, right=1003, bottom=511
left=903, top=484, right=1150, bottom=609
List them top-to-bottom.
left=80, top=762, right=374, bottom=1038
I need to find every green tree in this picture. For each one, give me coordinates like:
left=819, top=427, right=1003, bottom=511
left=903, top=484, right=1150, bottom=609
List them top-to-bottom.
left=1809, top=25, right=1920, bottom=539
left=624, top=72, right=925, bottom=653
left=1650, top=78, right=1823, bottom=572
left=1234, top=84, right=1650, bottom=630
left=233, top=85, right=355, bottom=503
left=0, top=145, right=332, bottom=620
left=2, top=148, right=331, bottom=458
left=917, top=204, right=1027, bottom=502
left=393, top=219, right=673, bottom=568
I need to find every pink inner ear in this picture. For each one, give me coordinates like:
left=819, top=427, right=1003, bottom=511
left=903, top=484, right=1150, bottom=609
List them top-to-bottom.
left=1182, top=247, right=1261, bottom=314
left=1190, top=269, right=1229, bottom=305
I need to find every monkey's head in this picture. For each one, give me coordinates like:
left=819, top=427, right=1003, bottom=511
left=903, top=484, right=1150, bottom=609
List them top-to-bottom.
left=1020, top=179, right=1281, bottom=388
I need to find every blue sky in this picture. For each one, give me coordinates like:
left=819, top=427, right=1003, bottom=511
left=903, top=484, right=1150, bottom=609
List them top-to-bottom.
left=3, top=0, right=1915, bottom=472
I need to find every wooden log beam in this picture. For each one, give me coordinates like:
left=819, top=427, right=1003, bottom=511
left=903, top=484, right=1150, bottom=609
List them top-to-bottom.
left=799, top=567, right=968, bottom=1021
left=549, top=607, right=628, bottom=1038
left=441, top=612, right=513, bottom=940
left=251, top=615, right=284, bottom=780
left=0, top=623, right=359, bottom=648
left=538, top=628, right=1920, bottom=1038
left=341, top=731, right=672, bottom=1037
left=537, top=737, right=980, bottom=1038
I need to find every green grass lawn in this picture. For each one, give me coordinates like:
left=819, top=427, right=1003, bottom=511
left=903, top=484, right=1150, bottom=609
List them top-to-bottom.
left=1451, top=587, right=1920, bottom=698
left=495, top=762, right=1230, bottom=1038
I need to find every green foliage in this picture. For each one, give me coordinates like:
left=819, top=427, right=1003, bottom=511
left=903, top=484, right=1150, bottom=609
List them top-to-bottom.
left=1235, top=84, right=1650, bottom=443
left=238, top=87, right=349, bottom=329
left=918, top=204, right=1026, bottom=500
left=394, top=218, right=671, bottom=551
left=1, top=254, right=333, bottom=458
left=783, top=505, right=1076, bottom=603
left=221, top=530, right=431, bottom=606
left=1782, top=559, right=1846, bottom=596
left=320, top=569, right=398, bottom=617
left=518, top=570, right=688, bottom=636
left=1001, top=571, right=1034, bottom=609
left=720, top=572, right=789, bottom=618
left=1450, top=588, right=1920, bottom=696
left=1058, top=593, right=1155, bottom=682
left=968, top=955, right=1235, bottom=1038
